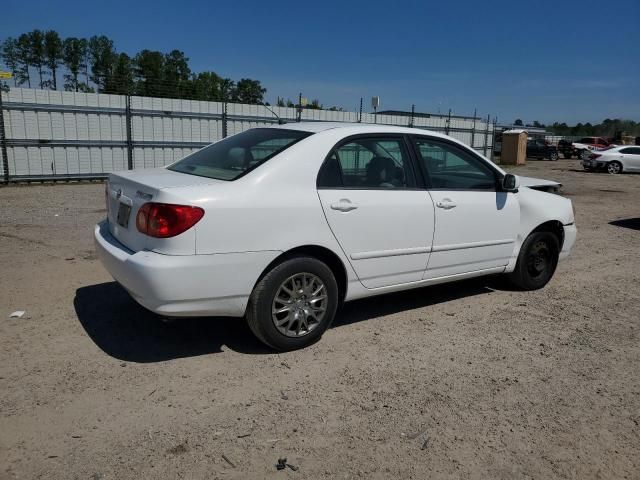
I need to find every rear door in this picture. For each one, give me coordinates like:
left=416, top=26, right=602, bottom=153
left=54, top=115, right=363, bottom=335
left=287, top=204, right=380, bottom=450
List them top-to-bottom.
left=317, top=135, right=435, bottom=289
left=410, top=136, right=519, bottom=279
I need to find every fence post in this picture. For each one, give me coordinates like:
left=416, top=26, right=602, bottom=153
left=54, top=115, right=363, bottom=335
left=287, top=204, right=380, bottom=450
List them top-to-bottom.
left=0, top=90, right=9, bottom=182
left=125, top=95, right=133, bottom=170
left=358, top=97, right=362, bottom=123
left=222, top=102, right=228, bottom=138
left=409, top=104, right=415, bottom=128
left=470, top=108, right=477, bottom=151
left=445, top=109, right=452, bottom=136
left=484, top=114, right=490, bottom=157
left=491, top=117, right=498, bottom=161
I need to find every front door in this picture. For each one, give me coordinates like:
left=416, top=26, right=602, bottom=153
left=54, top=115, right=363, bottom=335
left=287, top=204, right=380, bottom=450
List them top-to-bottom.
left=317, top=136, right=435, bottom=289
left=411, top=136, right=519, bottom=279
left=620, top=147, right=640, bottom=171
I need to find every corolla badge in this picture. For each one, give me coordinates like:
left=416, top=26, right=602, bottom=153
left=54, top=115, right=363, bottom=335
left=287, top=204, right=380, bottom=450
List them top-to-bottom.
left=136, top=190, right=153, bottom=200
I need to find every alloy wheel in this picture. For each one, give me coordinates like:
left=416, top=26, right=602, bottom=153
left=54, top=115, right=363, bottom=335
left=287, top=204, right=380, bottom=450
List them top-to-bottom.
left=607, top=162, right=621, bottom=174
left=271, top=273, right=328, bottom=337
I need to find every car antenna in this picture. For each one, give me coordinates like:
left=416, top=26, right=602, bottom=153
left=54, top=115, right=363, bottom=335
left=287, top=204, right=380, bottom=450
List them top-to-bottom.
left=263, top=104, right=286, bottom=125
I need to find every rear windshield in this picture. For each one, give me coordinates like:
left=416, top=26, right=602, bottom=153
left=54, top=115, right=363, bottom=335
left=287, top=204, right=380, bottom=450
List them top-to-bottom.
left=168, top=128, right=312, bottom=181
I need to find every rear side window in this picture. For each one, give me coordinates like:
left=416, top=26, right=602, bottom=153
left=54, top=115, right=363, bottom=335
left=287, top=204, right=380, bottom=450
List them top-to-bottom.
left=168, top=128, right=311, bottom=181
left=317, top=137, right=416, bottom=189
left=579, top=138, right=594, bottom=144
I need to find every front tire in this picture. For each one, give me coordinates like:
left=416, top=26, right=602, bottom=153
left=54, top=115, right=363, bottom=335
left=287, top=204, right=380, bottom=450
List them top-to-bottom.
left=549, top=151, right=559, bottom=161
left=607, top=161, right=622, bottom=174
left=507, top=232, right=559, bottom=290
left=246, top=256, right=339, bottom=351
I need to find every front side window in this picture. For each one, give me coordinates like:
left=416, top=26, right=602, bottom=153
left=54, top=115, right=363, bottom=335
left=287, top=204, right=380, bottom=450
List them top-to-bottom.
left=168, top=128, right=311, bottom=181
left=318, top=137, right=416, bottom=189
left=412, top=137, right=497, bottom=190
left=580, top=138, right=594, bottom=144
left=620, top=147, right=640, bottom=154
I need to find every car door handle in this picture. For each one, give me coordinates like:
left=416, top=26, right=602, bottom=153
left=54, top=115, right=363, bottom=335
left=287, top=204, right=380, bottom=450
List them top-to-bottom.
left=330, top=199, right=358, bottom=212
left=436, top=199, right=457, bottom=209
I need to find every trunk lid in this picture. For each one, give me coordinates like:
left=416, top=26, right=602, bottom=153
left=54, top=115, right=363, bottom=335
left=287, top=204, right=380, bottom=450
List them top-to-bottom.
left=106, top=168, right=220, bottom=253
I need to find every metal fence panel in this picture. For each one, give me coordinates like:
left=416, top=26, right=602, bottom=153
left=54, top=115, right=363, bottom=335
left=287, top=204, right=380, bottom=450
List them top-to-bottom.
left=0, top=87, right=495, bottom=182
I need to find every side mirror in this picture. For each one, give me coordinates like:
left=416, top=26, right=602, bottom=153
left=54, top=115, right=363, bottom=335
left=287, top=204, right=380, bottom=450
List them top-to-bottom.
left=502, top=173, right=519, bottom=192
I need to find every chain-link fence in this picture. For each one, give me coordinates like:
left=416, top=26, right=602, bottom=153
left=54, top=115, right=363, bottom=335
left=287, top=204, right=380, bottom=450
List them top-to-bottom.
left=0, top=88, right=495, bottom=183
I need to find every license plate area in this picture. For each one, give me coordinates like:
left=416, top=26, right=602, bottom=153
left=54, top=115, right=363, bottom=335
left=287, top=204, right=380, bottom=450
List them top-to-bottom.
left=117, top=203, right=132, bottom=228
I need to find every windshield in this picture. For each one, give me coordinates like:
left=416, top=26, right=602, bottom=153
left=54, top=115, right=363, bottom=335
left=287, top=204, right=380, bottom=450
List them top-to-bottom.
left=168, top=128, right=312, bottom=181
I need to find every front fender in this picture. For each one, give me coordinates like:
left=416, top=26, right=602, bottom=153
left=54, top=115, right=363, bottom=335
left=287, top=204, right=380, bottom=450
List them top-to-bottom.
left=505, top=187, right=574, bottom=272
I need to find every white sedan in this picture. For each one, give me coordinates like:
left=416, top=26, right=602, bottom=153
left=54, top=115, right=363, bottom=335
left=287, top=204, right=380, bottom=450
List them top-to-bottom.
left=95, top=123, right=576, bottom=350
left=582, top=145, right=640, bottom=174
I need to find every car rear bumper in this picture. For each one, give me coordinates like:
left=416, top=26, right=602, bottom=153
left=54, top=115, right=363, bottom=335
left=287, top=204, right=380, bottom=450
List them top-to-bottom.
left=582, top=159, right=608, bottom=169
left=94, top=221, right=281, bottom=317
left=559, top=223, right=577, bottom=261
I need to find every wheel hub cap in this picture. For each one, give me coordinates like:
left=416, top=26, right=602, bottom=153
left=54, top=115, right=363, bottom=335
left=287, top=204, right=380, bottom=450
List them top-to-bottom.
left=527, top=241, right=550, bottom=278
left=272, top=273, right=327, bottom=338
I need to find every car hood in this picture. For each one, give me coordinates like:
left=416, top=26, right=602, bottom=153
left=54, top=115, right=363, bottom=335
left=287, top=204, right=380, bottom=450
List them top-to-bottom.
left=518, top=175, right=562, bottom=189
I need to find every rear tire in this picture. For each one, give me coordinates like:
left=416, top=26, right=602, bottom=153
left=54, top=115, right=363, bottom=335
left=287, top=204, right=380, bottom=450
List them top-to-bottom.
left=579, top=150, right=590, bottom=161
left=549, top=151, right=559, bottom=161
left=607, top=161, right=622, bottom=174
left=507, top=232, right=559, bottom=290
left=246, top=256, right=339, bottom=351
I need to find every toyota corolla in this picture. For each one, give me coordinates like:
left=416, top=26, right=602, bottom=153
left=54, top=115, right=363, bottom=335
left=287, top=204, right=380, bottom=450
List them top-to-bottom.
left=95, top=123, right=576, bottom=350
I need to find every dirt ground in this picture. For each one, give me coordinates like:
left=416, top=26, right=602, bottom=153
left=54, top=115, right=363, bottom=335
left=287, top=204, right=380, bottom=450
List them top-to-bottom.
left=0, top=159, right=638, bottom=479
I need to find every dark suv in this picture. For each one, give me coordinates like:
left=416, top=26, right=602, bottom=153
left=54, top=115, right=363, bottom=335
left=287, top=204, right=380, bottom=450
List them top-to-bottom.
left=526, top=138, right=559, bottom=161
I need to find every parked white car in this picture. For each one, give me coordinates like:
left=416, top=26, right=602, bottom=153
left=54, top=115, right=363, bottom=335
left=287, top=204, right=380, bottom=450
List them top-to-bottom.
left=95, top=123, right=577, bottom=350
left=572, top=137, right=613, bottom=160
left=583, top=145, right=640, bottom=174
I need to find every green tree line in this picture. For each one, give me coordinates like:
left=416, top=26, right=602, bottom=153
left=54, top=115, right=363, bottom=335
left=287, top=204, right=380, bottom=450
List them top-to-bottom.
left=0, top=30, right=267, bottom=103
left=514, top=118, right=640, bottom=138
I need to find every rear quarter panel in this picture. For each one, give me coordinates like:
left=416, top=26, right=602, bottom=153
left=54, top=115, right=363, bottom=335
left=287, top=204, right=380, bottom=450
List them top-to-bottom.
left=169, top=132, right=354, bottom=259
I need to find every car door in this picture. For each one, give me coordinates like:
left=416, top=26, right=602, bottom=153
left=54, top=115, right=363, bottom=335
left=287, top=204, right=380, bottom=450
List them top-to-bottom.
left=317, top=135, right=435, bottom=289
left=410, top=136, right=520, bottom=279
left=526, top=139, right=538, bottom=158
left=535, top=139, right=548, bottom=158
left=620, top=147, right=640, bottom=171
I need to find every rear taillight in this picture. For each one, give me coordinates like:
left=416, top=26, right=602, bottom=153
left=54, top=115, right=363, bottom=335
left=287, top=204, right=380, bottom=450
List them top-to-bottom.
left=589, top=153, right=601, bottom=160
left=136, top=203, right=205, bottom=238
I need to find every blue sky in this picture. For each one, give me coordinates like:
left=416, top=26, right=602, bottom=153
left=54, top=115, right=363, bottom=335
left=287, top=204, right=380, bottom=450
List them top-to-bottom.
left=2, top=0, right=639, bottom=124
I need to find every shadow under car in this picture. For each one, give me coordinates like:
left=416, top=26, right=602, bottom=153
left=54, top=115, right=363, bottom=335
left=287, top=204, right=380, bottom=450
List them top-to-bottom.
left=75, top=277, right=500, bottom=362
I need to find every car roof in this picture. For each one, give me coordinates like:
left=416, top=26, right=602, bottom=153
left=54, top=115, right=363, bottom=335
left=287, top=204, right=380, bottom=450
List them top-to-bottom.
left=269, top=121, right=453, bottom=139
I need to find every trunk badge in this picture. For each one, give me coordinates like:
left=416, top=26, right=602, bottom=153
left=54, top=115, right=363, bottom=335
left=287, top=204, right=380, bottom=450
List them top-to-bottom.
left=136, top=190, right=153, bottom=201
